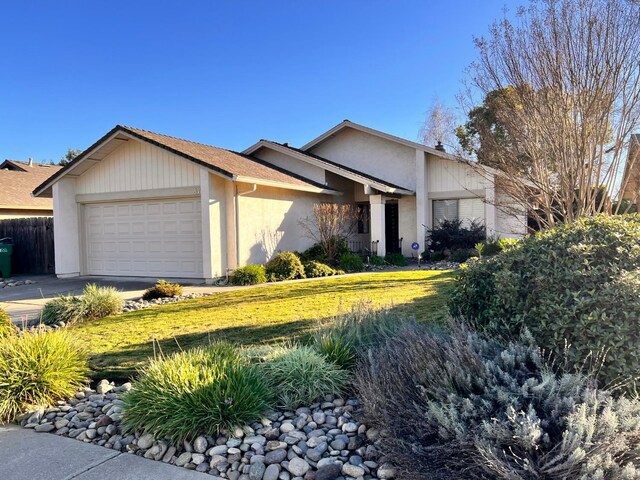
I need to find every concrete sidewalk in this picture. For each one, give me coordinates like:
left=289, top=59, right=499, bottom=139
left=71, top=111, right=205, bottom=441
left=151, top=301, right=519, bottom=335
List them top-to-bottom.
left=0, top=425, right=209, bottom=480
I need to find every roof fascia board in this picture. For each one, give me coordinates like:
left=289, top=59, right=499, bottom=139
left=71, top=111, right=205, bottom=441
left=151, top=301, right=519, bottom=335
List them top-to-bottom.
left=33, top=128, right=125, bottom=197
left=235, top=175, right=340, bottom=195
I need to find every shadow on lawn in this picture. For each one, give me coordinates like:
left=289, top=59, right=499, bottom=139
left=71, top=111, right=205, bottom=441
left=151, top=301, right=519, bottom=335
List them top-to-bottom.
left=89, top=270, right=455, bottom=380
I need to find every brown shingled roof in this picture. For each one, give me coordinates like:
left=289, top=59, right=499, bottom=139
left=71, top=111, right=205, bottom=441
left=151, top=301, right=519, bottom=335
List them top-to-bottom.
left=34, top=125, right=333, bottom=197
left=118, top=126, right=332, bottom=189
left=0, top=163, right=62, bottom=209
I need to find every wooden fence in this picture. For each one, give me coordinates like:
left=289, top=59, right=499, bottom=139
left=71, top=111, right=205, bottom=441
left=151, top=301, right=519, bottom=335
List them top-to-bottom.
left=0, top=217, right=54, bottom=275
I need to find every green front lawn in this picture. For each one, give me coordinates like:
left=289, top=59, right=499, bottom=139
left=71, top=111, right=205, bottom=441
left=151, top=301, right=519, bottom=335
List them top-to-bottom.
left=73, top=270, right=454, bottom=379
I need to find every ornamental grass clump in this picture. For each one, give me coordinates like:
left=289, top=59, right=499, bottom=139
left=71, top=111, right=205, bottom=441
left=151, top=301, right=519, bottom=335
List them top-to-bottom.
left=450, top=214, right=640, bottom=388
left=230, top=265, right=267, bottom=285
left=141, top=280, right=183, bottom=300
left=41, top=284, right=123, bottom=325
left=82, top=284, right=123, bottom=320
left=41, top=295, right=86, bottom=325
left=315, top=303, right=414, bottom=368
left=0, top=308, right=15, bottom=338
left=357, top=322, right=640, bottom=480
left=0, top=328, right=88, bottom=422
left=121, top=343, right=271, bottom=443
left=260, top=345, right=350, bottom=409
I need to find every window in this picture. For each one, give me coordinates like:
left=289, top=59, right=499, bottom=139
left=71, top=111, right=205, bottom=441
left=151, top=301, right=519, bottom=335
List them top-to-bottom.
left=433, top=198, right=485, bottom=227
left=433, top=199, right=458, bottom=226
left=357, top=203, right=370, bottom=234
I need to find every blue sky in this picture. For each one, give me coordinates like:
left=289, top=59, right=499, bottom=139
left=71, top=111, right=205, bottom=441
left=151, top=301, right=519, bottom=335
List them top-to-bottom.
left=0, top=1, right=516, bottom=163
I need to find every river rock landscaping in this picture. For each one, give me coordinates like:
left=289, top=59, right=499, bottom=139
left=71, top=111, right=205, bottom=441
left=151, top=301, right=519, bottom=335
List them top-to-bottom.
left=21, top=380, right=395, bottom=480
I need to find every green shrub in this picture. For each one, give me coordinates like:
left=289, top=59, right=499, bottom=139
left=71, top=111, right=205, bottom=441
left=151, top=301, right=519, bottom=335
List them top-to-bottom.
left=450, top=215, right=640, bottom=387
left=428, top=218, right=486, bottom=252
left=496, top=237, right=519, bottom=251
left=480, top=240, right=502, bottom=256
left=299, top=243, right=327, bottom=263
left=450, top=248, right=475, bottom=263
left=265, top=251, right=306, bottom=282
left=429, top=251, right=446, bottom=262
left=384, top=252, right=408, bottom=266
left=338, top=253, right=363, bottom=272
left=368, top=255, right=385, bottom=266
left=303, top=260, right=337, bottom=278
left=230, top=265, right=267, bottom=285
left=142, top=280, right=183, bottom=300
left=82, top=284, right=123, bottom=320
left=41, top=295, right=86, bottom=325
left=314, top=303, right=414, bottom=369
left=0, top=308, right=15, bottom=338
left=357, top=323, right=640, bottom=480
left=0, top=329, right=88, bottom=422
left=122, top=343, right=271, bottom=443
left=261, top=345, right=350, bottom=409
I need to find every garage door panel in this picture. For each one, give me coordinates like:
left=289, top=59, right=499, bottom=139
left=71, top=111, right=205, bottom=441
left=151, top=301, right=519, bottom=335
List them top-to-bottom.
left=84, top=197, right=203, bottom=278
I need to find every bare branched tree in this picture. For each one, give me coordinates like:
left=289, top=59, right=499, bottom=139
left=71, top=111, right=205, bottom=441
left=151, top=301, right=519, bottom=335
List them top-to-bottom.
left=468, top=0, right=640, bottom=228
left=419, top=99, right=458, bottom=151
left=299, top=203, right=358, bottom=262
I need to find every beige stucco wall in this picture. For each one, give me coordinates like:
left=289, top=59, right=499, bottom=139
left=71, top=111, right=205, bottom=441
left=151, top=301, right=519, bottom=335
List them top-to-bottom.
left=309, top=128, right=417, bottom=191
left=77, top=139, right=200, bottom=194
left=236, top=185, right=329, bottom=265
left=495, top=189, right=527, bottom=238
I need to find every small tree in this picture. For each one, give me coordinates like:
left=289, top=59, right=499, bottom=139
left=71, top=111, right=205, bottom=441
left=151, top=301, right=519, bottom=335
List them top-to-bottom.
left=465, top=0, right=640, bottom=229
left=419, top=99, right=458, bottom=151
left=59, top=148, right=82, bottom=166
left=299, top=203, right=358, bottom=263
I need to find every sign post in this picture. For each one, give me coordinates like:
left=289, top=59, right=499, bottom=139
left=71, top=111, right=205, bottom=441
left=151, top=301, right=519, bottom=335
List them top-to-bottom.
left=411, top=242, right=420, bottom=268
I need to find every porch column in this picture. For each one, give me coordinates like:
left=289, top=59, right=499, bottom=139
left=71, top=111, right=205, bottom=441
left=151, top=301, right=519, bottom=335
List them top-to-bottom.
left=415, top=149, right=426, bottom=249
left=200, top=170, right=214, bottom=283
left=485, top=175, right=497, bottom=237
left=53, top=177, right=80, bottom=278
left=370, top=194, right=386, bottom=257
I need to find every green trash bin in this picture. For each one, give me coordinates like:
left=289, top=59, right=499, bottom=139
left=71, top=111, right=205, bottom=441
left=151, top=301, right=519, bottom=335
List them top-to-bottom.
left=0, top=242, right=12, bottom=279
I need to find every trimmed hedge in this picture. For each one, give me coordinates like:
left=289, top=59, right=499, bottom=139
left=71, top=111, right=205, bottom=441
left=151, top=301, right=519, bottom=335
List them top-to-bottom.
left=450, top=215, right=640, bottom=387
left=265, top=251, right=306, bottom=282
left=303, top=261, right=338, bottom=278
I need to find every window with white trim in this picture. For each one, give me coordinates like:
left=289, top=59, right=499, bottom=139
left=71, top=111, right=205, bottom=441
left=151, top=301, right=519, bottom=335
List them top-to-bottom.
left=433, top=198, right=485, bottom=227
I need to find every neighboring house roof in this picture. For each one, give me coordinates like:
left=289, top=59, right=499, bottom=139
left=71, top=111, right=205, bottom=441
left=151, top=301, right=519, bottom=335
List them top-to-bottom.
left=33, top=125, right=338, bottom=197
left=243, top=139, right=414, bottom=195
left=0, top=162, right=62, bottom=210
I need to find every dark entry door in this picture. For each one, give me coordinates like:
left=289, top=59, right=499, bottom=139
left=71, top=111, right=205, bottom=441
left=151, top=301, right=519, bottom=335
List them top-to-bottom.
left=385, top=202, right=400, bottom=253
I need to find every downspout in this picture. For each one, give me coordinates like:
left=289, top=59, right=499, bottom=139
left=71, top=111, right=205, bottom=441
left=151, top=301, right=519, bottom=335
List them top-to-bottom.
left=234, top=182, right=257, bottom=268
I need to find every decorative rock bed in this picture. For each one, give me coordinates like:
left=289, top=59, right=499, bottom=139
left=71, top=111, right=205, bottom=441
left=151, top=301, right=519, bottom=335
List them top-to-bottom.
left=0, top=278, right=37, bottom=288
left=122, top=292, right=211, bottom=313
left=20, top=380, right=395, bottom=480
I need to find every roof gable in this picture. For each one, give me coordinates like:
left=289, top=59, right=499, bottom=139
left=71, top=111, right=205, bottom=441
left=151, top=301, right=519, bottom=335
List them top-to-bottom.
left=244, top=140, right=413, bottom=194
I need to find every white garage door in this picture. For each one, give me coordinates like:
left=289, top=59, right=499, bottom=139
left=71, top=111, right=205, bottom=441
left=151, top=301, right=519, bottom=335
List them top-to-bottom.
left=84, top=198, right=203, bottom=278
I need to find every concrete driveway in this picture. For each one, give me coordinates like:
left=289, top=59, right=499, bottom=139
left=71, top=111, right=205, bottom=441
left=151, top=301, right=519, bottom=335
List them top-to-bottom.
left=0, top=275, right=211, bottom=323
left=1, top=425, right=209, bottom=480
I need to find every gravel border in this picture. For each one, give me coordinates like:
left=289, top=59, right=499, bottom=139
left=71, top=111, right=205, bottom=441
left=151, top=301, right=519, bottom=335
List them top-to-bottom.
left=20, top=381, right=396, bottom=480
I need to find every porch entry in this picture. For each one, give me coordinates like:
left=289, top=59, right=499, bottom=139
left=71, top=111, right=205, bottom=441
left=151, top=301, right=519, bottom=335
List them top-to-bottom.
left=385, top=201, right=401, bottom=254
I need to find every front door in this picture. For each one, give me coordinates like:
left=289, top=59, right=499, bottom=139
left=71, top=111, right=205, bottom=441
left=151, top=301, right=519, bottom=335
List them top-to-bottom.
left=385, top=202, right=400, bottom=254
